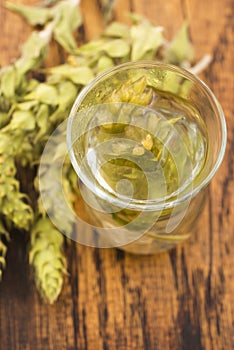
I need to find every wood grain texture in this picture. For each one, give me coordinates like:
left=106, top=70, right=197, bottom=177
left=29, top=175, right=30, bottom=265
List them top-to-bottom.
left=0, top=0, right=234, bottom=349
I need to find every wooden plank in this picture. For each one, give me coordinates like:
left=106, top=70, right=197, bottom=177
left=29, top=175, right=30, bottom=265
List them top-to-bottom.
left=0, top=0, right=233, bottom=349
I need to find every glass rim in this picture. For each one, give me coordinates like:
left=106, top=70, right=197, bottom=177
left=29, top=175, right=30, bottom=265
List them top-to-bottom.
left=67, top=60, right=227, bottom=210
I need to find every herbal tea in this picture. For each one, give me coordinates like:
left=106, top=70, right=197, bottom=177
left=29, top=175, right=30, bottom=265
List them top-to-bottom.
left=68, top=62, right=225, bottom=253
left=70, top=76, right=208, bottom=251
left=84, top=77, right=207, bottom=204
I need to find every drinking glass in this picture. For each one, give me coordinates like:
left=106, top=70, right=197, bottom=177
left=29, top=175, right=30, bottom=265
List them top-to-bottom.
left=67, top=61, right=226, bottom=254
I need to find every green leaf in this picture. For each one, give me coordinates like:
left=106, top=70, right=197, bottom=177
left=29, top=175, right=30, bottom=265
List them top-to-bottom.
left=52, top=1, right=82, bottom=52
left=5, top=2, right=52, bottom=26
left=128, top=12, right=147, bottom=24
left=165, top=21, right=194, bottom=64
left=104, top=22, right=130, bottom=38
left=130, top=23, right=163, bottom=61
left=21, top=31, right=48, bottom=59
left=15, top=32, right=48, bottom=74
left=75, top=39, right=105, bottom=56
left=103, top=39, right=130, bottom=58
left=97, top=55, right=114, bottom=73
left=48, top=65, right=94, bottom=85
left=0, top=66, right=21, bottom=99
left=24, top=79, right=40, bottom=94
left=49, top=80, right=78, bottom=124
left=57, top=80, right=77, bottom=106
left=25, top=83, right=59, bottom=105
left=16, top=100, right=38, bottom=111
left=35, top=104, right=50, bottom=141
left=9, top=110, right=36, bottom=130
left=0, top=112, right=10, bottom=129
left=0, top=133, right=11, bottom=154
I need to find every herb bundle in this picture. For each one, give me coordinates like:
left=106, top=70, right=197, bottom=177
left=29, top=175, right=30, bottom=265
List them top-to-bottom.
left=0, top=0, right=211, bottom=303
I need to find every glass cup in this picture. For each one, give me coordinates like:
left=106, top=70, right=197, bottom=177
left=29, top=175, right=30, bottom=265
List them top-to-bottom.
left=67, top=61, right=226, bottom=254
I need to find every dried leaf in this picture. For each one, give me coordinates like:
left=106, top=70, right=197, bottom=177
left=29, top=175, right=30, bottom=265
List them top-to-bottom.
left=52, top=1, right=82, bottom=52
left=5, top=2, right=52, bottom=26
left=128, top=12, right=147, bottom=24
left=165, top=21, right=194, bottom=64
left=104, top=22, right=130, bottom=38
left=131, top=23, right=163, bottom=61
left=16, top=32, right=48, bottom=73
left=75, top=39, right=105, bottom=56
left=103, top=39, right=130, bottom=58
left=97, top=56, right=114, bottom=73
left=48, top=65, right=94, bottom=85
left=0, top=66, right=21, bottom=99
left=24, top=79, right=40, bottom=94
left=57, top=81, right=77, bottom=106
left=25, top=83, right=59, bottom=105
left=16, top=100, right=38, bottom=111
left=35, top=104, right=50, bottom=141
left=9, top=110, right=36, bottom=130
left=0, top=113, right=10, bottom=129
left=0, top=134, right=11, bottom=154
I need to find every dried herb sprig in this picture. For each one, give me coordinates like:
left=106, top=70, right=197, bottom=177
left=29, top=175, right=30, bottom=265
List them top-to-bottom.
left=29, top=217, right=67, bottom=304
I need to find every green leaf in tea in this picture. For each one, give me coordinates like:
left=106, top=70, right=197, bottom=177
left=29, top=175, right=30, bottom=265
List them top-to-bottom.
left=109, top=76, right=153, bottom=106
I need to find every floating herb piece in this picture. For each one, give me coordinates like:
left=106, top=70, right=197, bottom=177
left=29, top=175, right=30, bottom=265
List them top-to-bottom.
left=109, top=76, right=153, bottom=105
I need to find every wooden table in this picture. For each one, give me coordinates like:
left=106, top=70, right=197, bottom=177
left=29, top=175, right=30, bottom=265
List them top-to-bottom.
left=0, top=0, right=233, bottom=349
